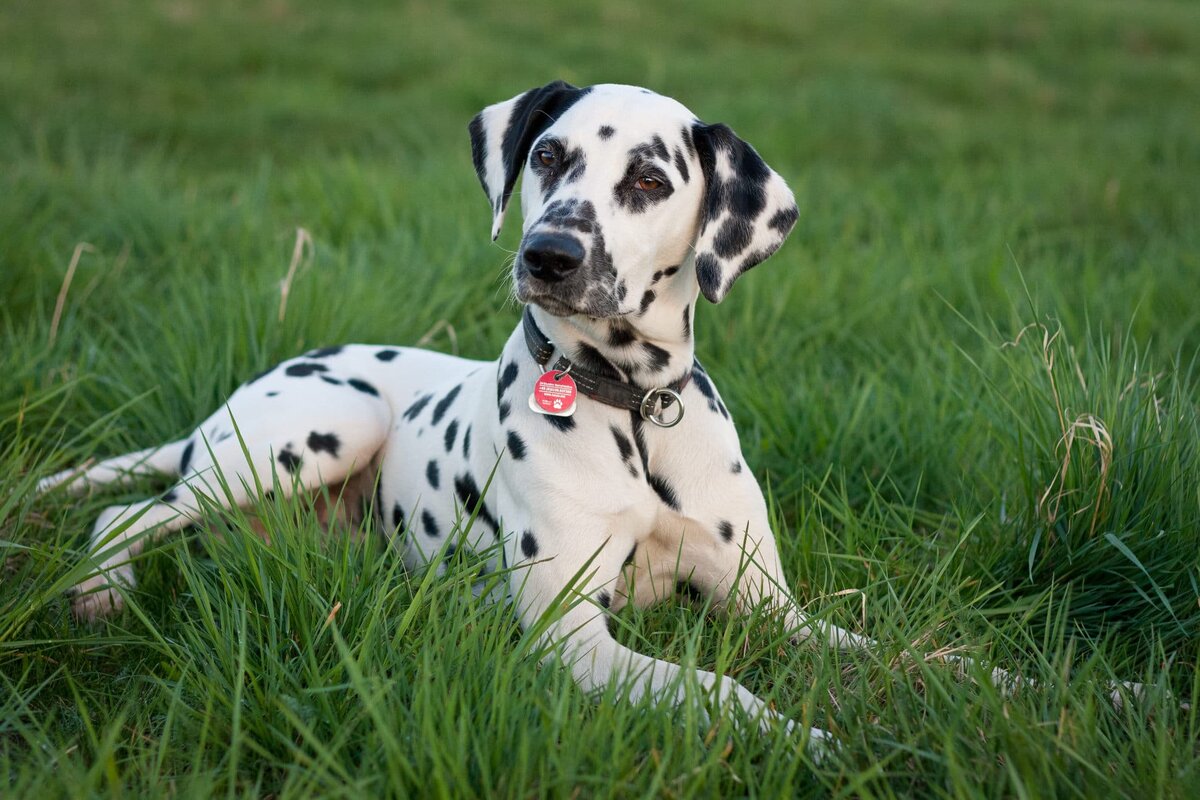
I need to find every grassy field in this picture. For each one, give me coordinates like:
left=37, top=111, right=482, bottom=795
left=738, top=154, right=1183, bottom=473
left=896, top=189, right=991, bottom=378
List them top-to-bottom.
left=3, top=0, right=1199, bottom=796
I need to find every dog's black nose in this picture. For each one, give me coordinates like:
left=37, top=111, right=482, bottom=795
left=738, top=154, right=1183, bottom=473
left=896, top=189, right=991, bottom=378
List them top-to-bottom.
left=521, top=233, right=585, bottom=283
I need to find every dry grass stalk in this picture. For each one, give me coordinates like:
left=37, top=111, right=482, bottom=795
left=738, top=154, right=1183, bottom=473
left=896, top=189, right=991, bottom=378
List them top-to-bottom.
left=278, top=227, right=314, bottom=322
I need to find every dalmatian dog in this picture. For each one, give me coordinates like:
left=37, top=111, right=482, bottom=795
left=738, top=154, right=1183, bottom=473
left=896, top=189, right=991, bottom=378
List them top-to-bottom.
left=40, top=81, right=1105, bottom=751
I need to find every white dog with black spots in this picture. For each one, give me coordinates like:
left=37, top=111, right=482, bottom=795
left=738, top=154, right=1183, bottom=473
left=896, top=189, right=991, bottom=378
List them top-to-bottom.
left=41, top=81, right=1136, bottom=754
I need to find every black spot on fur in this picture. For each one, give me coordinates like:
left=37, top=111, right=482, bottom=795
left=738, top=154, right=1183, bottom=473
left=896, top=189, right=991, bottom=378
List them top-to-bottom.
left=598, top=125, right=615, bottom=140
left=673, top=147, right=690, bottom=183
left=768, top=205, right=799, bottom=233
left=714, top=217, right=754, bottom=258
left=616, top=279, right=627, bottom=302
left=639, top=290, right=655, bottom=314
left=682, top=305, right=691, bottom=339
left=608, top=320, right=637, bottom=347
left=643, top=342, right=670, bottom=371
left=573, top=343, right=623, bottom=381
left=306, top=346, right=343, bottom=358
left=375, top=349, right=400, bottom=362
left=498, top=362, right=519, bottom=399
left=285, top=363, right=329, bottom=377
left=691, top=367, right=722, bottom=414
left=320, top=376, right=343, bottom=386
left=348, top=378, right=379, bottom=397
left=432, top=384, right=461, bottom=425
left=266, top=391, right=279, bottom=397
left=403, top=393, right=434, bottom=421
left=498, top=401, right=511, bottom=423
left=628, top=412, right=650, bottom=477
left=545, top=414, right=575, bottom=432
left=444, top=420, right=459, bottom=453
left=463, top=425, right=472, bottom=458
left=611, top=425, right=633, bottom=462
left=506, top=430, right=527, bottom=460
left=306, top=431, right=340, bottom=457
left=179, top=441, right=194, bottom=474
left=278, top=447, right=302, bottom=474
left=426, top=460, right=440, bottom=490
left=731, top=460, right=743, bottom=474
left=454, top=473, right=499, bottom=531
left=648, top=474, right=681, bottom=511
left=162, top=490, right=178, bottom=503
left=392, top=502, right=405, bottom=529
left=422, top=509, right=439, bottom=538
left=718, top=521, right=735, bottom=542
left=521, top=530, right=538, bottom=559
left=623, top=545, right=637, bottom=567
left=676, top=579, right=706, bottom=603
left=597, top=591, right=611, bottom=609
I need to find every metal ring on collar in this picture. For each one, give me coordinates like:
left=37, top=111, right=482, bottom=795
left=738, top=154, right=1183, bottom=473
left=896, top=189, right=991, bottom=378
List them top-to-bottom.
left=640, top=387, right=685, bottom=428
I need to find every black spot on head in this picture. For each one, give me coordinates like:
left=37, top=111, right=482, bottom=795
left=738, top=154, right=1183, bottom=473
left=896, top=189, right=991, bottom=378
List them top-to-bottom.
left=598, top=125, right=615, bottom=140
left=673, top=147, right=690, bottom=183
left=769, top=205, right=799, bottom=233
left=639, top=290, right=656, bottom=314
left=682, top=305, right=691, bottom=339
left=642, top=343, right=670, bottom=371
left=306, top=346, right=343, bottom=358
left=375, top=349, right=400, bottom=362
left=285, top=362, right=329, bottom=377
left=498, top=362, right=520, bottom=399
left=320, top=376, right=343, bottom=386
left=348, top=378, right=379, bottom=397
left=432, top=384, right=462, bottom=425
left=266, top=391, right=279, bottom=397
left=403, top=393, right=434, bottom=421
left=498, top=401, right=511, bottom=423
left=545, top=413, right=575, bottom=432
left=444, top=420, right=459, bottom=453
left=463, top=425, right=472, bottom=458
left=506, top=430, right=527, bottom=460
left=306, top=431, right=340, bottom=457
left=179, top=441, right=194, bottom=474
left=278, top=447, right=302, bottom=474
left=426, top=460, right=440, bottom=490
left=731, top=460, right=743, bottom=474
left=454, top=473, right=499, bottom=531
left=648, top=474, right=681, bottom=511
left=162, top=490, right=178, bottom=503
left=392, top=502, right=405, bottom=529
left=422, top=509, right=439, bottom=538
left=718, top=521, right=735, bottom=543
left=521, top=530, right=538, bottom=559
left=623, top=545, right=637, bottom=568
left=676, top=579, right=705, bottom=603
left=597, top=590, right=611, bottom=609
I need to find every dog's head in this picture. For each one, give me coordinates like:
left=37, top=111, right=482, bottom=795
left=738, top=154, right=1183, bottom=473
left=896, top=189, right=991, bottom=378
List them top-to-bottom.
left=469, top=82, right=799, bottom=314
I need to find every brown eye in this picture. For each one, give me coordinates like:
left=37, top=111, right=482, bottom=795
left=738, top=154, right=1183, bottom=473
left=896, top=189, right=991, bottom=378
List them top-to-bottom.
left=536, top=149, right=556, bottom=166
left=635, top=176, right=661, bottom=191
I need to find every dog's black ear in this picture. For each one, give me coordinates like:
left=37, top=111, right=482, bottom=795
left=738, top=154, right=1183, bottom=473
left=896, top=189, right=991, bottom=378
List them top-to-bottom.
left=468, top=81, right=590, bottom=241
left=690, top=123, right=798, bottom=303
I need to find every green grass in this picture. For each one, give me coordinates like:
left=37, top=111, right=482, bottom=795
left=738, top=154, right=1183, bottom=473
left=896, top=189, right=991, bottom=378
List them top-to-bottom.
left=3, top=0, right=1199, bottom=796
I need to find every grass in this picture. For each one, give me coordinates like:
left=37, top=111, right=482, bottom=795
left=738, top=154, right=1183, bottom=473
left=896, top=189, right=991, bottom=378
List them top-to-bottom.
left=2, top=0, right=1199, bottom=796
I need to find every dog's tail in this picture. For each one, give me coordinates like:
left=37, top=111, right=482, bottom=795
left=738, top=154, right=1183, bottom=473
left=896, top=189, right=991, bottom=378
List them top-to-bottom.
left=36, top=439, right=191, bottom=497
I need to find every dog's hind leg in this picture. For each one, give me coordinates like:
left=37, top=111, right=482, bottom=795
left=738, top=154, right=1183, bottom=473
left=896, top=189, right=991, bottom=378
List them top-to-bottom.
left=70, top=409, right=390, bottom=621
left=37, top=440, right=191, bottom=496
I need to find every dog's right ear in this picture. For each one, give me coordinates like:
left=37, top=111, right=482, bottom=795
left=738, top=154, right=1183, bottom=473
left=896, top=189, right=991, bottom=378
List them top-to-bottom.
left=468, top=81, right=590, bottom=241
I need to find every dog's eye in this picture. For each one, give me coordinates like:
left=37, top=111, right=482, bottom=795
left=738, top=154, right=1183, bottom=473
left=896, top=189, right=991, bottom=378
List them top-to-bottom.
left=536, top=149, right=556, bottom=167
left=635, top=176, right=662, bottom=191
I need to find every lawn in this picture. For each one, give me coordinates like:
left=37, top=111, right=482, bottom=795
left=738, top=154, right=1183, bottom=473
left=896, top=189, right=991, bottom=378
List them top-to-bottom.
left=2, top=0, right=1199, bottom=796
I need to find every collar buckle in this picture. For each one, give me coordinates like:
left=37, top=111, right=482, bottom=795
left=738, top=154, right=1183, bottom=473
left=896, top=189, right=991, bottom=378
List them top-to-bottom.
left=640, top=387, right=685, bottom=428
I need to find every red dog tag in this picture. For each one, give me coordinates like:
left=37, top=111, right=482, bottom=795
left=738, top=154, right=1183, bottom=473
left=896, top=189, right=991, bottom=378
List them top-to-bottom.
left=528, top=370, right=578, bottom=416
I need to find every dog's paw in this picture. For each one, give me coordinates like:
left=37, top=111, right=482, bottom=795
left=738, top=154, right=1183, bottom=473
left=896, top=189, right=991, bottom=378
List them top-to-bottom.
left=69, top=571, right=130, bottom=622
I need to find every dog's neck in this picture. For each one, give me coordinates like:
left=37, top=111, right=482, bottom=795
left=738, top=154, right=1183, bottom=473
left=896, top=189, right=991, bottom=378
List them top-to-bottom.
left=525, top=277, right=699, bottom=389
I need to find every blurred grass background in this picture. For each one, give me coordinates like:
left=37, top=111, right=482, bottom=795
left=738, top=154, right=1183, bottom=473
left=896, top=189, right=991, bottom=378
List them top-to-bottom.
left=2, top=0, right=1199, bottom=796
